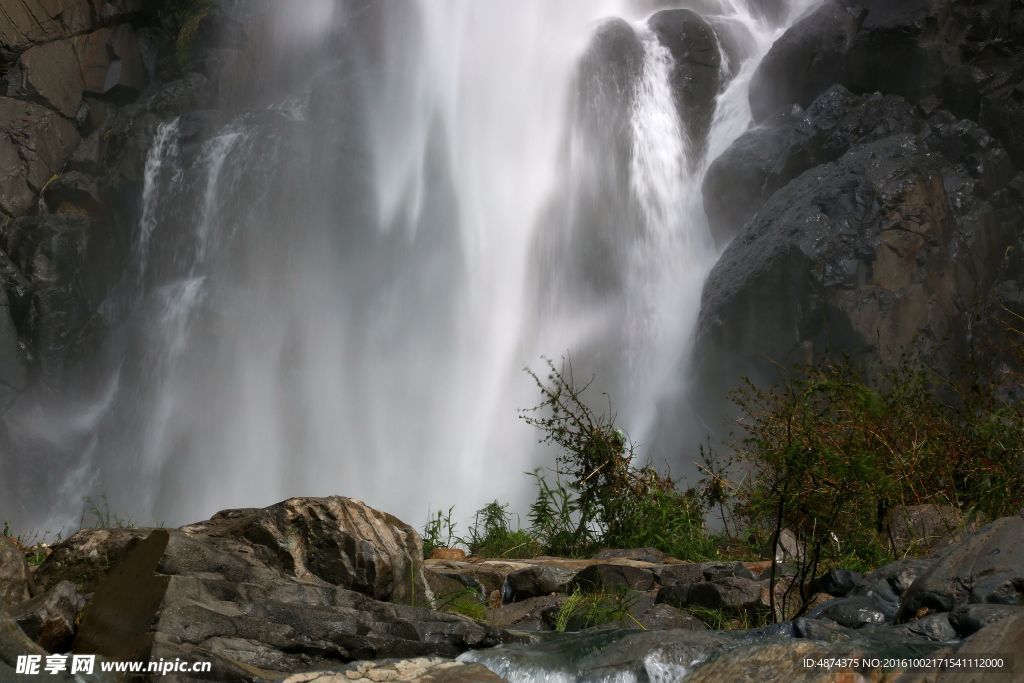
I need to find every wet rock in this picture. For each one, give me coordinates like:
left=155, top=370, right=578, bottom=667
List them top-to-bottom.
left=648, top=9, right=724, bottom=158
left=103, top=24, right=148, bottom=97
left=703, top=85, right=923, bottom=245
left=0, top=98, right=80, bottom=218
left=885, top=504, right=966, bottom=556
left=899, top=515, right=1024, bottom=620
left=0, top=539, right=31, bottom=607
left=569, top=564, right=655, bottom=593
left=504, top=565, right=575, bottom=602
left=812, top=568, right=865, bottom=598
left=686, top=577, right=762, bottom=613
left=8, top=581, right=84, bottom=652
left=634, top=603, right=708, bottom=630
left=948, top=604, right=1024, bottom=638
left=940, top=612, right=1024, bottom=682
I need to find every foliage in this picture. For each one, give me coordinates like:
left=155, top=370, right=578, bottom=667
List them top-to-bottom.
left=161, top=0, right=215, bottom=65
left=721, top=351, right=1023, bottom=617
left=519, top=356, right=715, bottom=559
left=80, top=495, right=136, bottom=529
left=465, top=501, right=541, bottom=558
left=422, top=506, right=458, bottom=558
left=435, top=587, right=487, bottom=620
left=553, top=587, right=644, bottom=632
left=687, top=605, right=771, bottom=631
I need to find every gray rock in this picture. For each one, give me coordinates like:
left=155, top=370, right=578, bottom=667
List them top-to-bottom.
left=0, top=0, right=95, bottom=52
left=17, top=38, right=85, bottom=117
left=71, top=499, right=506, bottom=676
left=900, top=515, right=1024, bottom=620
left=33, top=527, right=151, bottom=594
left=0, top=540, right=31, bottom=607
left=593, top=547, right=668, bottom=563
left=701, top=561, right=757, bottom=582
left=655, top=563, right=705, bottom=587
left=568, top=564, right=655, bottom=593
left=503, top=565, right=575, bottom=602
left=686, top=577, right=762, bottom=613
left=8, top=581, right=84, bottom=652
left=655, top=584, right=691, bottom=610
left=488, top=595, right=564, bottom=632
left=821, top=595, right=891, bottom=629
left=634, top=603, right=708, bottom=631
left=284, top=658, right=505, bottom=683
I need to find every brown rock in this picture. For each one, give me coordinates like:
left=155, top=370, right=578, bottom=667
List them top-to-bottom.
left=0, top=0, right=94, bottom=52
left=103, top=24, right=147, bottom=95
left=75, top=27, right=112, bottom=93
left=19, top=38, right=86, bottom=117
left=0, top=97, right=80, bottom=217
left=33, top=527, right=151, bottom=594
left=0, top=539, right=32, bottom=607
left=431, top=547, right=467, bottom=561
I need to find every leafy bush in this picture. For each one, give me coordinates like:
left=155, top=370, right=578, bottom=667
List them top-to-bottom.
left=465, top=501, right=541, bottom=558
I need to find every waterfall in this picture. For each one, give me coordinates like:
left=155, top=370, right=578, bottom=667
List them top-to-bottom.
left=17, top=0, right=818, bottom=532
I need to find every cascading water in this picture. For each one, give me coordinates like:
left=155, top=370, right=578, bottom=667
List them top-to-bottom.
left=14, top=0, right=816, bottom=534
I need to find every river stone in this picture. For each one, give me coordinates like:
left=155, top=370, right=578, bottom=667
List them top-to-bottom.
left=899, top=515, right=1024, bottom=620
left=0, top=540, right=31, bottom=607
left=701, top=561, right=757, bottom=582
left=655, top=563, right=705, bottom=587
left=568, top=564, right=655, bottom=593
left=503, top=565, right=575, bottom=602
left=812, top=568, right=865, bottom=598
left=686, top=577, right=762, bottom=613
left=8, top=581, right=84, bottom=653
left=656, top=584, right=691, bottom=610
left=488, top=595, right=565, bottom=631
left=635, top=603, right=708, bottom=631
left=902, top=612, right=958, bottom=642
left=938, top=612, right=1024, bottom=682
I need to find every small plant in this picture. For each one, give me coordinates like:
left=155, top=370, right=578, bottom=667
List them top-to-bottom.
left=80, top=495, right=136, bottom=529
left=466, top=501, right=541, bottom=558
left=422, top=506, right=459, bottom=558
left=435, top=587, right=487, bottom=620
left=553, top=587, right=643, bottom=632
left=687, top=605, right=771, bottom=631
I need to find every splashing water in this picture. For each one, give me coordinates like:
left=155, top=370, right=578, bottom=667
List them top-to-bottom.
left=6, top=0, right=819, bottom=532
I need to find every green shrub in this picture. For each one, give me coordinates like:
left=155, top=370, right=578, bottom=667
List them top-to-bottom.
left=465, top=501, right=541, bottom=558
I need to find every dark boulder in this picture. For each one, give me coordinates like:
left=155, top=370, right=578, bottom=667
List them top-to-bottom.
left=648, top=9, right=724, bottom=157
left=703, top=85, right=923, bottom=246
left=695, top=121, right=1021, bottom=407
left=899, top=514, right=1024, bottom=620
left=33, top=527, right=150, bottom=594
left=655, top=563, right=705, bottom=587
left=503, top=565, right=575, bottom=603
left=811, top=568, right=865, bottom=598
left=685, top=577, right=762, bottom=613
left=820, top=595, right=893, bottom=629
left=948, top=603, right=1024, bottom=638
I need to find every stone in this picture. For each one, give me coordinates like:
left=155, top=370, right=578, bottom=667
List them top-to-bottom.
left=0, top=0, right=95, bottom=52
left=648, top=9, right=724, bottom=158
left=103, top=24, right=147, bottom=97
left=75, top=28, right=113, bottom=93
left=18, top=38, right=86, bottom=118
left=0, top=97, right=80, bottom=218
left=70, top=499, right=507, bottom=675
left=886, top=504, right=965, bottom=556
left=899, top=515, right=1024, bottom=620
left=33, top=527, right=150, bottom=594
left=0, top=539, right=31, bottom=607
left=701, top=561, right=757, bottom=582
left=568, top=564, right=656, bottom=593
left=503, top=565, right=575, bottom=602
left=812, top=568, right=865, bottom=598
left=685, top=577, right=762, bottom=613
left=8, top=581, right=84, bottom=652
left=655, top=584, right=691, bottom=610
left=488, top=595, right=564, bottom=631
left=822, top=595, right=894, bottom=629
left=634, top=603, right=707, bottom=631
left=902, top=612, right=958, bottom=642
left=938, top=612, right=1024, bottom=682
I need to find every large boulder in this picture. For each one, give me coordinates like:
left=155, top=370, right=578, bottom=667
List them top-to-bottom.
left=0, top=0, right=95, bottom=52
left=749, top=0, right=1024, bottom=166
left=648, top=9, right=724, bottom=158
left=703, top=85, right=923, bottom=246
left=695, top=117, right=1021, bottom=403
left=71, top=498, right=505, bottom=679
left=899, top=514, right=1024, bottom=620
left=33, top=527, right=151, bottom=594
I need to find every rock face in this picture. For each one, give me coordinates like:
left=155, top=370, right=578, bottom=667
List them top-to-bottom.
left=696, top=104, right=1021, bottom=399
left=70, top=498, right=503, bottom=679
left=8, top=580, right=84, bottom=652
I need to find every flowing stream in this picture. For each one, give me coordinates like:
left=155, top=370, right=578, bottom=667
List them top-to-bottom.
left=27, top=0, right=816, bottom=532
